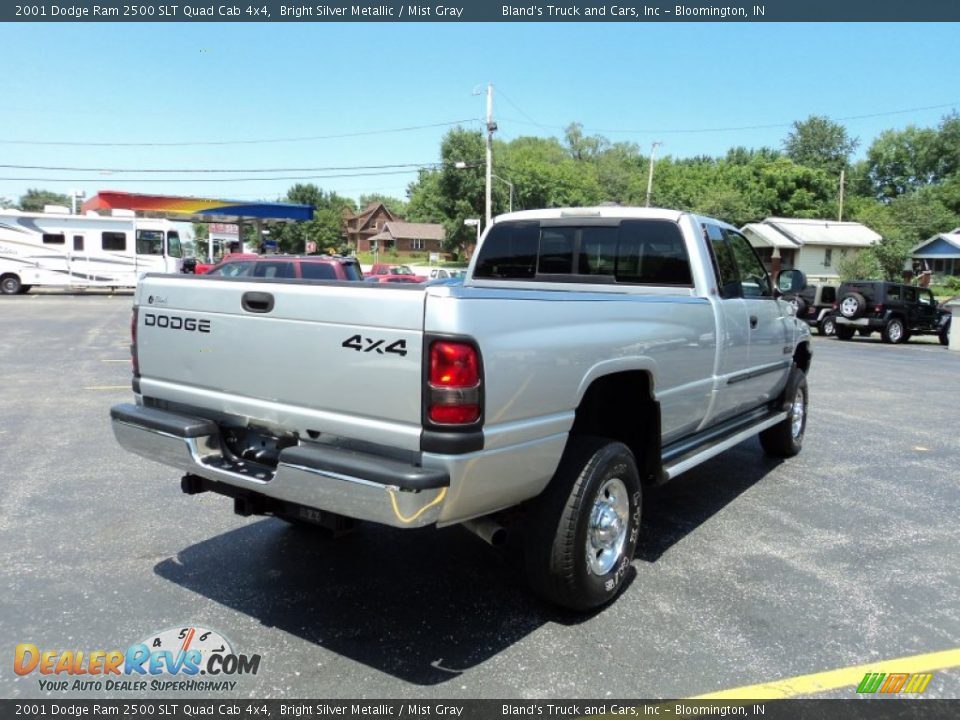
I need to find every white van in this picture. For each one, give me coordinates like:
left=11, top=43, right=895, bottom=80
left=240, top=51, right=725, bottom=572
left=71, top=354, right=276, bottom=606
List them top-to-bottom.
left=0, top=206, right=184, bottom=294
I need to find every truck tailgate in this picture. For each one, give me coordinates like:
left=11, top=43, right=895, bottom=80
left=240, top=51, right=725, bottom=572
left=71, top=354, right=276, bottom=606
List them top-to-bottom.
left=134, top=276, right=426, bottom=450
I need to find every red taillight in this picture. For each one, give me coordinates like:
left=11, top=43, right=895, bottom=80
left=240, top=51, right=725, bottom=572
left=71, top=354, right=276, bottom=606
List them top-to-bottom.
left=874, top=304, right=883, bottom=313
left=131, top=307, right=139, bottom=375
left=428, top=341, right=481, bottom=425
left=430, top=341, right=479, bottom=387
left=429, top=404, right=480, bottom=424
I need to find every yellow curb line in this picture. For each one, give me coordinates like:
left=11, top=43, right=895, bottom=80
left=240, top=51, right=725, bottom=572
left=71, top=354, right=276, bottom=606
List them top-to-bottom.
left=691, top=647, right=960, bottom=700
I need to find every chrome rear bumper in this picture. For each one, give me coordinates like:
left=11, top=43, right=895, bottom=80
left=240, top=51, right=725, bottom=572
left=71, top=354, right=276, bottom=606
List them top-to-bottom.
left=110, top=403, right=448, bottom=528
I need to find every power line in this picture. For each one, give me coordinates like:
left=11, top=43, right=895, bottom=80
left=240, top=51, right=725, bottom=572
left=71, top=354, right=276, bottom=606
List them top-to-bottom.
left=498, top=102, right=958, bottom=136
left=0, top=119, right=480, bottom=147
left=0, top=161, right=447, bottom=174
left=0, top=169, right=424, bottom=183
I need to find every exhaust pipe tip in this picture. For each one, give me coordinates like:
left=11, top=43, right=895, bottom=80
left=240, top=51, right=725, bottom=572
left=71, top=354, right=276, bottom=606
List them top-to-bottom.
left=462, top=516, right=507, bottom=547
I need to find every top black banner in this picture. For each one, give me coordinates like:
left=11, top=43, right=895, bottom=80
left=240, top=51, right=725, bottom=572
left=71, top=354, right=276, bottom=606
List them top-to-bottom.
left=4, top=0, right=960, bottom=22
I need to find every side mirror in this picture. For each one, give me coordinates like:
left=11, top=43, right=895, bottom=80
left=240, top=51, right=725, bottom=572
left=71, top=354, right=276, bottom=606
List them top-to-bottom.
left=776, top=268, right=806, bottom=295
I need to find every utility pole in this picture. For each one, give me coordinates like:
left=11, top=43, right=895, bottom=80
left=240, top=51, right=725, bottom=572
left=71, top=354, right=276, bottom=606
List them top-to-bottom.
left=485, top=83, right=496, bottom=229
left=645, top=141, right=662, bottom=208
left=838, top=169, right=845, bottom=222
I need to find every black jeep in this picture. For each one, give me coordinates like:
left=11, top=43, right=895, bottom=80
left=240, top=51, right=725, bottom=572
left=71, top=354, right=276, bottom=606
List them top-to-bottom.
left=834, top=280, right=952, bottom=345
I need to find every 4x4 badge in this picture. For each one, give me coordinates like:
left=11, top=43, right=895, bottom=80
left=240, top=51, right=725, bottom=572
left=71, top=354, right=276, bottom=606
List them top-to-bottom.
left=341, top=335, right=407, bottom=357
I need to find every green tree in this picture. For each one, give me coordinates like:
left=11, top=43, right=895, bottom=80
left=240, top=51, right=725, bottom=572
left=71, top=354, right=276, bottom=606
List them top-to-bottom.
left=783, top=115, right=858, bottom=176
left=563, top=122, right=609, bottom=161
left=865, top=125, right=940, bottom=199
left=269, top=184, right=354, bottom=254
left=19, top=189, right=72, bottom=212
left=836, top=249, right=881, bottom=281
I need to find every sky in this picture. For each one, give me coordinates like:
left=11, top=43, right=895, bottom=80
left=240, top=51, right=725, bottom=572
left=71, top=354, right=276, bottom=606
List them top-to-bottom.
left=1, top=21, right=957, bottom=209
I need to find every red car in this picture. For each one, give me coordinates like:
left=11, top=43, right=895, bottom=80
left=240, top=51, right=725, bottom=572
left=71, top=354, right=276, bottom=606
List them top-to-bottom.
left=187, top=253, right=259, bottom=275
left=204, top=255, right=363, bottom=281
left=365, top=263, right=426, bottom=283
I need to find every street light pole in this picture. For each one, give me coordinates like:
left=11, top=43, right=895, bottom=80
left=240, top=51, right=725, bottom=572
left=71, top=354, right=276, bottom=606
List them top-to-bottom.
left=484, top=83, right=496, bottom=229
left=645, top=141, right=662, bottom=208
left=491, top=174, right=514, bottom=213
left=464, top=218, right=481, bottom=256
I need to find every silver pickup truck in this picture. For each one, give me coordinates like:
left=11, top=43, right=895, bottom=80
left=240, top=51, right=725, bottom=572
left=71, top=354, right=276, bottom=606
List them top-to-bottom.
left=111, top=207, right=812, bottom=610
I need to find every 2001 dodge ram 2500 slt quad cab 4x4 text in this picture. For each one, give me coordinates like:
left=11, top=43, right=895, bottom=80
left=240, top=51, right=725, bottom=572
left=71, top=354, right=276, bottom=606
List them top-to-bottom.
left=112, top=207, right=812, bottom=610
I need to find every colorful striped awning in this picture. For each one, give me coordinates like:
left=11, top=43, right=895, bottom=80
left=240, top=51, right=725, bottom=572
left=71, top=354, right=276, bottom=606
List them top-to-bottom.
left=82, top=191, right=313, bottom=222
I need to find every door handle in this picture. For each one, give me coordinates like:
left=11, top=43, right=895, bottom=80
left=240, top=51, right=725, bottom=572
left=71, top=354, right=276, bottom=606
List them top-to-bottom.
left=241, top=291, right=274, bottom=314
left=749, top=315, right=758, bottom=329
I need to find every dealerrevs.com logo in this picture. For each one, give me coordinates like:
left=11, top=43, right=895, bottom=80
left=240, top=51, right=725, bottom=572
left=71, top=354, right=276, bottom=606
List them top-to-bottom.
left=14, top=626, right=261, bottom=693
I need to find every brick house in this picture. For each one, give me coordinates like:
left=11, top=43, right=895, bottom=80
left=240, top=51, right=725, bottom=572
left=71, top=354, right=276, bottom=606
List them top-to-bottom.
left=343, top=202, right=397, bottom=252
left=367, top=221, right=445, bottom=255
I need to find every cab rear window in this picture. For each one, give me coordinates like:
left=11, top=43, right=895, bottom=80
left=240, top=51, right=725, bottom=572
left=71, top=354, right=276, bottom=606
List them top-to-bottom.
left=474, top=219, right=692, bottom=285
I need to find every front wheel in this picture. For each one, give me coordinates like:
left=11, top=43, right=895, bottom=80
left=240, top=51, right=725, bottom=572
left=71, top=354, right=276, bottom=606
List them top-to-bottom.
left=0, top=274, right=22, bottom=295
left=759, top=369, right=808, bottom=458
left=524, top=437, right=641, bottom=611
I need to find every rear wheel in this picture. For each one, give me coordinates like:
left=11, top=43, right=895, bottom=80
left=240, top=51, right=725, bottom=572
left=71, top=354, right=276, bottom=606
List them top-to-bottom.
left=0, top=274, right=22, bottom=295
left=819, top=316, right=836, bottom=336
left=882, top=318, right=905, bottom=344
left=940, top=321, right=951, bottom=346
left=836, top=326, right=855, bottom=340
left=759, top=368, right=808, bottom=458
left=524, top=437, right=641, bottom=611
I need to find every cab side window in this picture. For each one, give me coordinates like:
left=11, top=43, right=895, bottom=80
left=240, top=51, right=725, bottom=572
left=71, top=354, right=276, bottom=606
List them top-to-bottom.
left=704, top=224, right=740, bottom=299
left=724, top=229, right=772, bottom=298
left=252, top=261, right=295, bottom=279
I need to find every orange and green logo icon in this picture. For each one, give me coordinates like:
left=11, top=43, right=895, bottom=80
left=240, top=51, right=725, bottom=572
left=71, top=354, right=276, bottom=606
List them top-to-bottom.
left=856, top=672, right=933, bottom=694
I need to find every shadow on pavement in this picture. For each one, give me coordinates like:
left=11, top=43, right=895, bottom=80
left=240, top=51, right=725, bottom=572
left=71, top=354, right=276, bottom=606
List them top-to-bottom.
left=637, top=439, right=783, bottom=562
left=155, top=440, right=780, bottom=683
left=155, top=518, right=559, bottom=685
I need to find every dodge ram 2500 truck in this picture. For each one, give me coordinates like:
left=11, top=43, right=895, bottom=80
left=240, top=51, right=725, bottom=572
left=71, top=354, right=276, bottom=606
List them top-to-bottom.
left=111, top=207, right=812, bottom=610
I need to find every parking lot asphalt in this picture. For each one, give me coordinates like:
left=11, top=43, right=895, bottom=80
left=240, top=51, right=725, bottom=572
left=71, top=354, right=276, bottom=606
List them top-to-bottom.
left=1, top=293, right=958, bottom=700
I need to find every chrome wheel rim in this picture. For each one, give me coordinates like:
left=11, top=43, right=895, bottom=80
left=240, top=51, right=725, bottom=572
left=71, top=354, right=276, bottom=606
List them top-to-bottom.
left=840, top=297, right=858, bottom=317
left=823, top=318, right=835, bottom=335
left=888, top=321, right=902, bottom=342
left=791, top=388, right=806, bottom=439
left=586, top=477, right=630, bottom=575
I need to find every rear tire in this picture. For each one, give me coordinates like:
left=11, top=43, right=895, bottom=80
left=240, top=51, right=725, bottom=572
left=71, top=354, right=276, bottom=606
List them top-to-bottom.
left=0, top=274, right=22, bottom=295
left=819, top=316, right=836, bottom=336
left=882, top=318, right=905, bottom=344
left=759, top=368, right=808, bottom=458
left=524, top=437, right=641, bottom=611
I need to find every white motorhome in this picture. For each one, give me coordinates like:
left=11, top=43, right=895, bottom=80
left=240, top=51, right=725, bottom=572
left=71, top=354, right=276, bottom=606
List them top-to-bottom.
left=0, top=206, right=184, bottom=294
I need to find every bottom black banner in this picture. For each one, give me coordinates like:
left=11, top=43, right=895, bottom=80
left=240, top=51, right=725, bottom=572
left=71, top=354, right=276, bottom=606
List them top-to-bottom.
left=1, top=700, right=957, bottom=720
